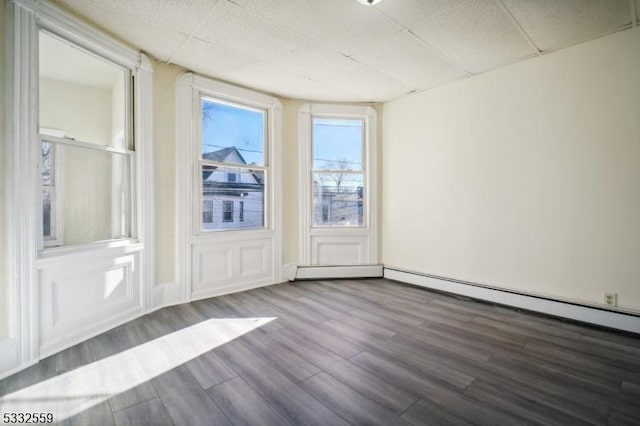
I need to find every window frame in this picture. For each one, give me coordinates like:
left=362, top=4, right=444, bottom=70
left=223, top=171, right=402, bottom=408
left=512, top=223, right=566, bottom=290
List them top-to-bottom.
left=36, top=29, right=136, bottom=252
left=175, top=72, right=283, bottom=300
left=195, top=95, right=269, bottom=234
left=298, top=104, right=378, bottom=265
left=311, top=116, right=366, bottom=228
left=40, top=129, right=65, bottom=248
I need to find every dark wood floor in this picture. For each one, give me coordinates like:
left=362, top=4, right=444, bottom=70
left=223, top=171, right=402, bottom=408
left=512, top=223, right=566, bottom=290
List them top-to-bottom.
left=1, top=279, right=639, bottom=425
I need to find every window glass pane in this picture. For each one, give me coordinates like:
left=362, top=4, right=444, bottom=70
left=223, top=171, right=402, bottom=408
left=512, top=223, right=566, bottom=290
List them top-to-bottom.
left=39, top=31, right=129, bottom=149
left=201, top=99, right=265, bottom=166
left=313, top=118, right=362, bottom=171
left=41, top=142, right=131, bottom=248
left=202, top=166, right=264, bottom=231
left=313, top=173, right=364, bottom=227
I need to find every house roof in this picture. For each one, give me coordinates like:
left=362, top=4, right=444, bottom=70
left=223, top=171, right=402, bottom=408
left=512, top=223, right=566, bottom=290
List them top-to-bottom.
left=202, top=146, right=263, bottom=185
left=203, top=146, right=249, bottom=164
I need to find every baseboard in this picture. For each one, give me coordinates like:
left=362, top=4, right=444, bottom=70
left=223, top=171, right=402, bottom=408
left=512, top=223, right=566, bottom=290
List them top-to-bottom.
left=295, top=264, right=384, bottom=280
left=384, top=267, right=640, bottom=335
left=190, top=278, right=282, bottom=302
left=153, top=281, right=183, bottom=310
left=39, top=306, right=143, bottom=359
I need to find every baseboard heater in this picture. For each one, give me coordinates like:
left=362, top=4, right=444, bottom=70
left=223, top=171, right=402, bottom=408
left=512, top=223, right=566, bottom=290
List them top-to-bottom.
left=294, top=264, right=384, bottom=280
left=384, top=267, right=640, bottom=335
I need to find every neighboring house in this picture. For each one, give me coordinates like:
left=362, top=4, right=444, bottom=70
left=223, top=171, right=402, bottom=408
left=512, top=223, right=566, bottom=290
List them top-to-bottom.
left=202, top=147, right=264, bottom=230
left=313, top=179, right=363, bottom=226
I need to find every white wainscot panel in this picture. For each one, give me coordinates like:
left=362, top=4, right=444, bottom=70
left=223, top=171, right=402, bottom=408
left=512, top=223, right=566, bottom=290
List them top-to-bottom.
left=311, top=235, right=369, bottom=265
left=191, top=237, right=274, bottom=299
left=240, top=244, right=269, bottom=278
left=192, top=246, right=233, bottom=292
left=39, top=252, right=141, bottom=356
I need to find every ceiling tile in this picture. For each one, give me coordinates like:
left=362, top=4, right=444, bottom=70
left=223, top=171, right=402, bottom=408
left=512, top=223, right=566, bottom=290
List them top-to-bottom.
left=56, top=0, right=201, bottom=61
left=59, top=0, right=218, bottom=34
left=229, top=0, right=403, bottom=56
left=374, top=0, right=463, bottom=28
left=410, top=0, right=538, bottom=73
left=502, top=0, right=632, bottom=52
left=194, top=1, right=305, bottom=64
left=353, top=31, right=468, bottom=90
left=171, top=37, right=257, bottom=78
left=306, top=57, right=415, bottom=102
left=218, top=64, right=360, bottom=101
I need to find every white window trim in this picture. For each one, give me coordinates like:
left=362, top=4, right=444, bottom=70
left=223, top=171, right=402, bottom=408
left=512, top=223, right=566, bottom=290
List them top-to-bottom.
left=3, top=0, right=154, bottom=378
left=175, top=73, right=282, bottom=303
left=298, top=104, right=378, bottom=265
left=39, top=129, right=66, bottom=248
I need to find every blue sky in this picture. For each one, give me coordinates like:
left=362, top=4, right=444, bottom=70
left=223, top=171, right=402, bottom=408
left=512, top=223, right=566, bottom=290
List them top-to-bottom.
left=201, top=100, right=363, bottom=171
left=202, top=100, right=264, bottom=165
left=313, top=118, right=363, bottom=170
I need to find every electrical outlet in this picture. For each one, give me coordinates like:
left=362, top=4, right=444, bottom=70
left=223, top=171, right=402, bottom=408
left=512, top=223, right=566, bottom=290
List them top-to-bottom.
left=603, top=292, right=617, bottom=307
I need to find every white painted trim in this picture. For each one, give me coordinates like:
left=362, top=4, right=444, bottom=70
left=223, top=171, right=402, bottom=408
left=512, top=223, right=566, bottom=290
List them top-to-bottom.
left=134, top=53, right=155, bottom=313
left=175, top=73, right=194, bottom=304
left=298, top=103, right=378, bottom=266
left=296, top=265, right=383, bottom=280
left=384, top=268, right=640, bottom=334
left=190, top=278, right=283, bottom=302
left=39, top=305, right=142, bottom=359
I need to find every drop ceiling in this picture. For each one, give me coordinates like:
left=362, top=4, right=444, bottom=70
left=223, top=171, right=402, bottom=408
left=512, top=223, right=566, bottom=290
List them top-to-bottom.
left=56, top=0, right=639, bottom=102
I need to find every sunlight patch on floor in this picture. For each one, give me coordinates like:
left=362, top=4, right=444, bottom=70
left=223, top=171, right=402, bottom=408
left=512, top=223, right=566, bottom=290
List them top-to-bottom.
left=0, top=317, right=274, bottom=421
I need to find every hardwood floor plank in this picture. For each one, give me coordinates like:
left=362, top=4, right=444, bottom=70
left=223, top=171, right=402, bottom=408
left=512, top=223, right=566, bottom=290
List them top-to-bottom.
left=280, top=318, right=365, bottom=359
left=270, top=328, right=417, bottom=414
left=393, top=328, right=494, bottom=363
left=239, top=331, right=321, bottom=383
left=53, top=340, right=97, bottom=373
left=215, top=340, right=348, bottom=426
left=184, top=350, right=238, bottom=390
left=350, top=351, right=528, bottom=426
left=151, top=366, right=230, bottom=426
left=300, top=372, right=412, bottom=426
left=207, top=377, right=294, bottom=426
left=464, top=379, right=593, bottom=426
left=160, top=389, right=230, bottom=426
left=113, top=398, right=174, bottom=426
left=400, top=399, right=473, bottom=426
left=61, top=401, right=116, bottom=426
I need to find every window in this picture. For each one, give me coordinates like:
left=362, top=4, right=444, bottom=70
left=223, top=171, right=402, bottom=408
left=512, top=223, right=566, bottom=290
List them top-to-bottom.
left=38, top=30, right=132, bottom=248
left=199, top=98, right=266, bottom=231
left=299, top=104, right=377, bottom=265
left=312, top=118, right=365, bottom=227
left=40, top=129, right=65, bottom=247
left=203, top=200, right=214, bottom=223
left=222, top=201, right=234, bottom=222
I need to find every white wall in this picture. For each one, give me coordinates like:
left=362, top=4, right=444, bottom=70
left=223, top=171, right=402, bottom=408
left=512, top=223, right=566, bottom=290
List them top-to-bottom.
left=383, top=27, right=640, bottom=312
left=152, top=60, right=185, bottom=285
left=40, top=77, right=114, bottom=246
